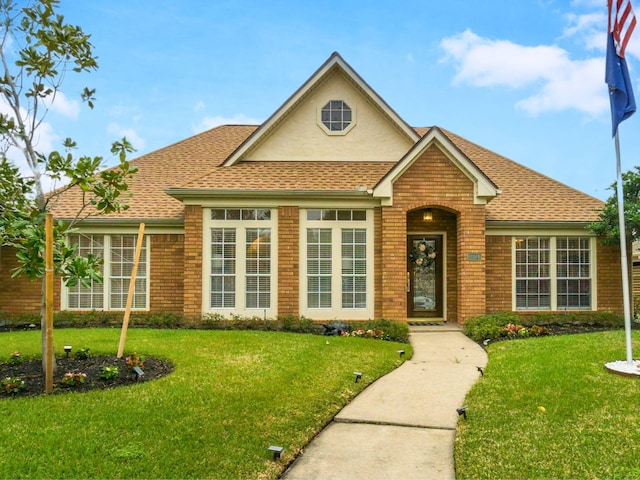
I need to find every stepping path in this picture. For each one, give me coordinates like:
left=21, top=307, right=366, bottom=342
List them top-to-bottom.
left=282, top=324, right=488, bottom=480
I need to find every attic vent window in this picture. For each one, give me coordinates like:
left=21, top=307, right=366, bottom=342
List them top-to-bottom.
left=320, top=100, right=353, bottom=133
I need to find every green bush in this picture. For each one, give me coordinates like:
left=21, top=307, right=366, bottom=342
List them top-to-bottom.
left=464, top=312, right=519, bottom=342
left=350, top=319, right=410, bottom=343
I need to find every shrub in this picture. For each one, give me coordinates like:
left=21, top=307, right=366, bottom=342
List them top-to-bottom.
left=464, top=312, right=519, bottom=342
left=349, top=320, right=410, bottom=343
left=75, top=348, right=92, bottom=360
left=7, top=351, right=22, bottom=365
left=125, top=353, right=145, bottom=370
left=100, top=366, right=119, bottom=380
left=60, top=372, right=86, bottom=387
left=1, top=376, right=25, bottom=394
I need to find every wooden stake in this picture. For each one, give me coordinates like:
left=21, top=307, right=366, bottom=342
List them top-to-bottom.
left=45, top=213, right=54, bottom=394
left=117, top=223, right=145, bottom=358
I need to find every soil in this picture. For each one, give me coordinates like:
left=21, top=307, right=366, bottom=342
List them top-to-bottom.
left=0, top=355, right=174, bottom=399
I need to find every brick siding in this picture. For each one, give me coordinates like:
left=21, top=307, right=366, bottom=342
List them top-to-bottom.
left=381, top=145, right=487, bottom=324
left=183, top=205, right=204, bottom=317
left=278, top=206, right=299, bottom=316
left=149, top=234, right=184, bottom=313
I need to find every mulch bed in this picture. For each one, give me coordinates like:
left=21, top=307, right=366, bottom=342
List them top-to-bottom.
left=0, top=355, right=174, bottom=399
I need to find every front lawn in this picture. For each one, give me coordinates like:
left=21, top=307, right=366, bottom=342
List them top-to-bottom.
left=0, top=328, right=410, bottom=479
left=455, top=330, right=640, bottom=479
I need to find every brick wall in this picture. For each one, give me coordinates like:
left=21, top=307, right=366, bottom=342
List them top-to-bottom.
left=381, top=145, right=487, bottom=323
left=183, top=205, right=203, bottom=317
left=278, top=206, right=299, bottom=316
left=149, top=234, right=184, bottom=313
left=486, top=235, right=512, bottom=312
left=597, top=241, right=625, bottom=315
left=0, top=246, right=57, bottom=315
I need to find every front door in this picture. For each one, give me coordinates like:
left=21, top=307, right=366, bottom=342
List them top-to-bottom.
left=407, top=235, right=443, bottom=318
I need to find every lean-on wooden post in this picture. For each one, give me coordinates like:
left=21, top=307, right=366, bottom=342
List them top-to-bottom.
left=45, top=213, right=54, bottom=394
left=117, top=223, right=145, bottom=358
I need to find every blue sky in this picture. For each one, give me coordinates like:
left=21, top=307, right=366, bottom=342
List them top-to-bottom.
left=25, top=0, right=640, bottom=200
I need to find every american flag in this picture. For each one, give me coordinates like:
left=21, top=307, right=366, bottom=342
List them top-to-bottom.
left=609, top=0, right=637, bottom=58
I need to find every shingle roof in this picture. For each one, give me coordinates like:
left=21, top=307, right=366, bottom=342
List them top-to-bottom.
left=49, top=124, right=603, bottom=224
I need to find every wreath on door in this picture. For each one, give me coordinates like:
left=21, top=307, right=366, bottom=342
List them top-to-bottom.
left=410, top=240, right=437, bottom=270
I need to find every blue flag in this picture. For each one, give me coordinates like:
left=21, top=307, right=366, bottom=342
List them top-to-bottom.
left=606, top=33, right=636, bottom=137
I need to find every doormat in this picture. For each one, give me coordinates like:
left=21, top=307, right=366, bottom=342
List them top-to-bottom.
left=408, top=321, right=446, bottom=326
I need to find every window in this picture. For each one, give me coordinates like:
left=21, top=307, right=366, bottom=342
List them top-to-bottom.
left=321, top=100, right=352, bottom=131
left=206, top=208, right=276, bottom=315
left=302, top=209, right=373, bottom=319
left=210, top=228, right=236, bottom=309
left=246, top=228, right=271, bottom=309
left=307, top=228, right=332, bottom=308
left=342, top=229, right=367, bottom=308
left=66, top=234, right=148, bottom=310
left=67, top=235, right=105, bottom=309
left=514, top=236, right=593, bottom=311
left=515, top=237, right=550, bottom=310
left=557, top=237, right=591, bottom=309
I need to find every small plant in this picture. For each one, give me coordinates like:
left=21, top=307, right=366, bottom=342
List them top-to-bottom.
left=344, top=328, right=388, bottom=340
left=75, top=348, right=92, bottom=360
left=7, top=351, right=22, bottom=365
left=125, top=353, right=145, bottom=370
left=100, top=366, right=119, bottom=380
left=60, top=372, right=87, bottom=387
left=1, top=376, right=25, bottom=394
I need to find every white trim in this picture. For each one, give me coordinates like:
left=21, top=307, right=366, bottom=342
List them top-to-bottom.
left=316, top=101, right=357, bottom=136
left=373, top=127, right=499, bottom=206
left=202, top=208, right=279, bottom=318
left=299, top=208, right=375, bottom=320
left=61, top=234, right=150, bottom=311
left=511, top=236, right=597, bottom=312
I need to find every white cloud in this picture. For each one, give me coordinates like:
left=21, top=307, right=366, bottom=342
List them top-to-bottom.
left=439, top=29, right=608, bottom=117
left=43, top=91, right=81, bottom=119
left=193, top=100, right=206, bottom=112
left=192, top=114, right=262, bottom=133
left=107, top=122, right=146, bottom=151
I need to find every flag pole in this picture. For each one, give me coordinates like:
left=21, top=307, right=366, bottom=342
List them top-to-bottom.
left=614, top=130, right=634, bottom=365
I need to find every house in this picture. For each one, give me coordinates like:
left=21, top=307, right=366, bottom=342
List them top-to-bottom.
left=0, top=52, right=623, bottom=324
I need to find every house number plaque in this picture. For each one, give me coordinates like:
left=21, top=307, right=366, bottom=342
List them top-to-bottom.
left=467, top=253, right=482, bottom=261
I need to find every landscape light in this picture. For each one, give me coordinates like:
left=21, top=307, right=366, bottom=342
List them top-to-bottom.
left=64, top=345, right=72, bottom=358
left=398, top=350, right=405, bottom=358
left=133, top=366, right=144, bottom=380
left=477, top=366, right=484, bottom=376
left=354, top=372, right=363, bottom=383
left=456, top=406, right=468, bottom=419
left=268, top=445, right=284, bottom=460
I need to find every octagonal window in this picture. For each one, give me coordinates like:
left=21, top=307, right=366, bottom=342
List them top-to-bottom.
left=321, top=100, right=352, bottom=132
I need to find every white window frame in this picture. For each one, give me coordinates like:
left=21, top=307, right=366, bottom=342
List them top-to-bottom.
left=203, top=208, right=278, bottom=317
left=300, top=209, right=374, bottom=320
left=62, top=233, right=150, bottom=311
left=512, top=236, right=596, bottom=311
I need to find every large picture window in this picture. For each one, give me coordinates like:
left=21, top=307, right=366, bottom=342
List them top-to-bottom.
left=206, top=209, right=276, bottom=316
left=301, top=209, right=373, bottom=320
left=66, top=234, right=148, bottom=311
left=514, top=236, right=593, bottom=311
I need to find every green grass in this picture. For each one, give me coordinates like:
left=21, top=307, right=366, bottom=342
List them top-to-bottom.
left=0, top=328, right=411, bottom=479
left=455, top=330, right=640, bottom=479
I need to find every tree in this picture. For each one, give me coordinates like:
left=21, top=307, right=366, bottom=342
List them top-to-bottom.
left=0, top=0, right=137, bottom=371
left=587, top=166, right=640, bottom=315
left=588, top=166, right=640, bottom=245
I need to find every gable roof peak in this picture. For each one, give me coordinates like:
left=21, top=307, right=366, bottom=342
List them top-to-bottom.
left=222, top=52, right=420, bottom=166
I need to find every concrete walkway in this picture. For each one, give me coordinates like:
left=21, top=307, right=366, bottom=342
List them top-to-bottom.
left=282, top=325, right=488, bottom=480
